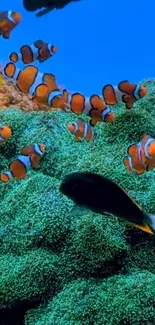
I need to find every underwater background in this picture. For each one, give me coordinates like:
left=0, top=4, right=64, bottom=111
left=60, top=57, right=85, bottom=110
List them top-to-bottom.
left=1, top=0, right=155, bottom=94
left=0, top=1, right=155, bottom=325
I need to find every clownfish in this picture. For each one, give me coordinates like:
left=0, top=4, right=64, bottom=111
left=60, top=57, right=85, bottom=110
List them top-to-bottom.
left=0, top=10, right=21, bottom=39
left=9, top=39, right=57, bottom=64
left=2, top=62, right=59, bottom=104
left=102, top=80, right=147, bottom=109
left=41, top=88, right=113, bottom=121
left=45, top=89, right=69, bottom=110
left=47, top=91, right=115, bottom=126
left=65, top=93, right=115, bottom=126
left=68, top=119, right=94, bottom=142
left=0, top=125, right=12, bottom=144
left=123, top=133, right=155, bottom=174
left=123, top=142, right=146, bottom=175
left=20, top=143, right=46, bottom=168
left=0, top=155, right=32, bottom=182
left=60, top=171, right=155, bottom=235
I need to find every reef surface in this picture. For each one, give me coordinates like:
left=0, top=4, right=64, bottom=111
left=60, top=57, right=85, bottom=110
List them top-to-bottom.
left=0, top=78, right=155, bottom=325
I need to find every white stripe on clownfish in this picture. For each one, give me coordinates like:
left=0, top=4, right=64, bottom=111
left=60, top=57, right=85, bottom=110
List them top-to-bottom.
left=7, top=10, right=16, bottom=23
left=47, top=89, right=62, bottom=105
left=143, top=138, right=155, bottom=159
left=33, top=144, right=44, bottom=156
left=17, top=155, right=32, bottom=171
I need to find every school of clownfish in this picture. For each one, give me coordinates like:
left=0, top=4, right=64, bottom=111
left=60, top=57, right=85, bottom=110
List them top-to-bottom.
left=0, top=9, right=154, bottom=182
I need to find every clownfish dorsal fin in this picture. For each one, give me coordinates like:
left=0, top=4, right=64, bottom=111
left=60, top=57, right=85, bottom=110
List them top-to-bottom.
left=34, top=40, right=44, bottom=48
left=118, top=80, right=136, bottom=95
left=141, top=133, right=150, bottom=141
left=127, top=144, right=137, bottom=156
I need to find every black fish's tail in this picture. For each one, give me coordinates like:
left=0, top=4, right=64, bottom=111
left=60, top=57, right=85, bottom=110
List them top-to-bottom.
left=141, top=212, right=155, bottom=235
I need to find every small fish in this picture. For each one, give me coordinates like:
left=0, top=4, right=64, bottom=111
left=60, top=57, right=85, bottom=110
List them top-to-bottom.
left=0, top=10, right=21, bottom=39
left=9, top=40, right=57, bottom=64
left=2, top=62, right=59, bottom=104
left=102, top=80, right=147, bottom=109
left=44, top=88, right=69, bottom=109
left=65, top=92, right=115, bottom=126
left=68, top=119, right=94, bottom=141
left=0, top=125, right=12, bottom=145
left=124, top=133, right=155, bottom=174
left=140, top=134, right=155, bottom=171
left=123, top=142, right=146, bottom=175
left=20, top=143, right=46, bottom=168
left=0, top=155, right=32, bottom=182
left=60, top=171, right=155, bottom=235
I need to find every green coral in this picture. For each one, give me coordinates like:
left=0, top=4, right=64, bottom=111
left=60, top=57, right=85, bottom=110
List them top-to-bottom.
left=0, top=79, right=155, bottom=324
left=0, top=173, right=73, bottom=255
left=57, top=214, right=129, bottom=281
left=0, top=249, right=60, bottom=308
left=25, top=272, right=155, bottom=325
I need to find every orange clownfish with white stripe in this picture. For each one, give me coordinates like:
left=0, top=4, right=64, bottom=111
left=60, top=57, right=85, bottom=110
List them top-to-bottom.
left=0, top=10, right=21, bottom=39
left=9, top=39, right=57, bottom=64
left=2, top=62, right=60, bottom=105
left=3, top=62, right=69, bottom=109
left=102, top=80, right=147, bottom=109
left=36, top=88, right=114, bottom=127
left=45, top=89, right=70, bottom=110
left=46, top=91, right=115, bottom=126
left=64, top=92, right=115, bottom=126
left=68, top=119, right=94, bottom=142
left=0, top=125, right=12, bottom=144
left=123, top=133, right=155, bottom=175
left=123, top=141, right=146, bottom=175
left=0, top=143, right=46, bottom=182
left=20, top=143, right=46, bottom=168
left=0, top=155, right=33, bottom=182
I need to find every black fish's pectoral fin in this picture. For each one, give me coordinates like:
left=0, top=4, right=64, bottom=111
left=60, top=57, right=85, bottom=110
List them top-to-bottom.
left=36, top=6, right=55, bottom=17
left=101, top=211, right=113, bottom=217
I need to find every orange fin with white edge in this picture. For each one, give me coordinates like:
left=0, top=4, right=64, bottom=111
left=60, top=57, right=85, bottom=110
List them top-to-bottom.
left=34, top=40, right=44, bottom=48
left=118, top=80, right=136, bottom=95
left=102, top=84, right=117, bottom=105
left=70, top=93, right=85, bottom=114
left=90, top=94, right=106, bottom=111
left=127, top=144, right=138, bottom=156
left=123, top=157, right=132, bottom=170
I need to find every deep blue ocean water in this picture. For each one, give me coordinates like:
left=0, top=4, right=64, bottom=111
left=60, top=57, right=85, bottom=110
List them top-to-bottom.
left=1, top=0, right=155, bottom=96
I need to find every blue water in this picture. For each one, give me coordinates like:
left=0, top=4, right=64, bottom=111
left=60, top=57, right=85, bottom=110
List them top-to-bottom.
left=0, top=0, right=155, bottom=96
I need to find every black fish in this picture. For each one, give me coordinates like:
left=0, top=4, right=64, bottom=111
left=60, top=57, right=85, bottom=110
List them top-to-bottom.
left=23, top=0, right=81, bottom=17
left=23, top=0, right=44, bottom=11
left=60, top=171, right=155, bottom=235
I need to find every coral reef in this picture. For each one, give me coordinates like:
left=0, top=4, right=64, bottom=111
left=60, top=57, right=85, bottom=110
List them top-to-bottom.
left=0, top=78, right=155, bottom=325
left=25, top=272, right=155, bottom=325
